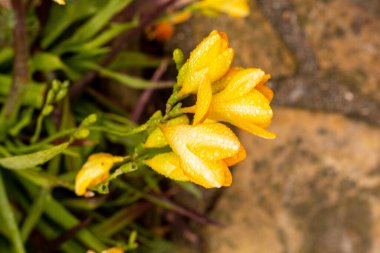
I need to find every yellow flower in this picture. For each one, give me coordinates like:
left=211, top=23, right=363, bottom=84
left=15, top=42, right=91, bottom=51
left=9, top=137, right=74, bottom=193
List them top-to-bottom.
left=53, top=0, right=65, bottom=5
left=198, top=0, right=250, bottom=18
left=177, top=30, right=234, bottom=124
left=183, top=68, right=275, bottom=139
left=145, top=123, right=246, bottom=188
left=75, top=153, right=124, bottom=196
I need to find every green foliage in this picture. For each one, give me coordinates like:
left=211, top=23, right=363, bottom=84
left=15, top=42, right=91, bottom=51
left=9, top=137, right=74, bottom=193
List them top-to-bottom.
left=0, top=0, right=216, bottom=252
left=0, top=142, right=69, bottom=170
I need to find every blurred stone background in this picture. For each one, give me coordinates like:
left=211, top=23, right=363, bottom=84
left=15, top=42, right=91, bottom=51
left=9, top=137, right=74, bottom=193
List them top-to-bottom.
left=167, top=0, right=380, bottom=252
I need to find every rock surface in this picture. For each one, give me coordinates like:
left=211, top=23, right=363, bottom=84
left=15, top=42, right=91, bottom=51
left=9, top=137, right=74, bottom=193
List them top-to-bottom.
left=168, top=0, right=380, bottom=252
left=202, top=108, right=380, bottom=253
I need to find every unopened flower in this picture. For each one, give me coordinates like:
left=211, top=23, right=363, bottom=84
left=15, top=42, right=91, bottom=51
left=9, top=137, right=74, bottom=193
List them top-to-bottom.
left=197, top=0, right=250, bottom=18
left=177, top=30, right=234, bottom=123
left=177, top=30, right=233, bottom=96
left=183, top=68, right=275, bottom=139
left=145, top=123, right=246, bottom=188
left=75, top=153, right=124, bottom=196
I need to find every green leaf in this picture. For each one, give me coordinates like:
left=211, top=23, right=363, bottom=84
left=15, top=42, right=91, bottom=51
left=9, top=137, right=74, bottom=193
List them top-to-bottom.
left=42, top=0, right=108, bottom=48
left=51, top=0, right=133, bottom=54
left=69, top=0, right=133, bottom=43
left=77, top=19, right=138, bottom=51
left=0, top=47, right=13, bottom=66
left=109, top=51, right=163, bottom=69
left=32, top=52, right=65, bottom=72
left=31, top=53, right=80, bottom=80
left=83, top=62, right=173, bottom=89
left=0, top=74, right=47, bottom=108
left=0, top=142, right=69, bottom=170
left=14, top=170, right=73, bottom=189
left=0, top=172, right=25, bottom=253
left=19, top=178, right=105, bottom=252
left=20, top=189, right=49, bottom=242
left=44, top=198, right=105, bottom=251
left=92, top=203, right=150, bottom=238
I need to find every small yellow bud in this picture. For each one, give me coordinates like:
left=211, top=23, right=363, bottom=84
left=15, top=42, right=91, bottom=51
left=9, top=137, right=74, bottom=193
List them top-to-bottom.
left=75, top=153, right=124, bottom=196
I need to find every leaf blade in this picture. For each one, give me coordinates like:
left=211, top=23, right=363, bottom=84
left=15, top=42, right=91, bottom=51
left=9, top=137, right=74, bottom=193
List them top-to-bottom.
left=0, top=142, right=69, bottom=170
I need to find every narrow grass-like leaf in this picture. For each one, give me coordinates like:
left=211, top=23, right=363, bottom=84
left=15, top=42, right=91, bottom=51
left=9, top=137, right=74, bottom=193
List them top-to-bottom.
left=42, top=0, right=107, bottom=48
left=69, top=0, right=133, bottom=43
left=80, top=20, right=138, bottom=50
left=109, top=51, right=163, bottom=69
left=31, top=53, right=80, bottom=80
left=84, top=63, right=174, bottom=89
left=0, top=142, right=69, bottom=170
left=14, top=170, right=73, bottom=189
left=0, top=172, right=25, bottom=253
left=20, top=178, right=105, bottom=252
left=20, top=188, right=49, bottom=242
left=44, top=199, right=105, bottom=251
left=92, top=202, right=151, bottom=237
left=37, top=219, right=85, bottom=253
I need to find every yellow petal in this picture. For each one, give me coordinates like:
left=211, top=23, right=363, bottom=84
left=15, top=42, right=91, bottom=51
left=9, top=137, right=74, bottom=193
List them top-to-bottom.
left=199, top=0, right=250, bottom=18
left=177, top=30, right=232, bottom=96
left=188, top=31, right=226, bottom=71
left=206, top=48, right=234, bottom=82
left=212, top=67, right=242, bottom=93
left=178, top=68, right=207, bottom=96
left=213, top=68, right=266, bottom=102
left=193, top=79, right=212, bottom=125
left=256, top=84, right=273, bottom=103
left=211, top=89, right=273, bottom=128
left=181, top=105, right=196, bottom=114
left=144, top=115, right=189, bottom=148
left=234, top=120, right=276, bottom=139
left=185, top=123, right=241, bottom=160
left=224, top=144, right=246, bottom=166
left=179, top=152, right=230, bottom=188
left=75, top=153, right=123, bottom=196
left=87, top=153, right=124, bottom=164
left=144, top=153, right=189, bottom=181
left=75, top=163, right=106, bottom=196
left=222, top=166, right=232, bottom=186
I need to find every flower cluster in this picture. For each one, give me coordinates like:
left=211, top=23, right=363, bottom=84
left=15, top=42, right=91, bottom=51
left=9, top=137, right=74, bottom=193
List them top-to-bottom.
left=75, top=30, right=275, bottom=196
left=145, top=30, right=275, bottom=188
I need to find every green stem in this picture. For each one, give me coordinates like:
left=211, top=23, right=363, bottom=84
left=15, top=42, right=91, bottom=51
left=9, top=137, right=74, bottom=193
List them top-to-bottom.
left=30, top=113, right=44, bottom=144
left=88, top=124, right=148, bottom=137
left=8, top=128, right=76, bottom=154
left=0, top=171, right=25, bottom=253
